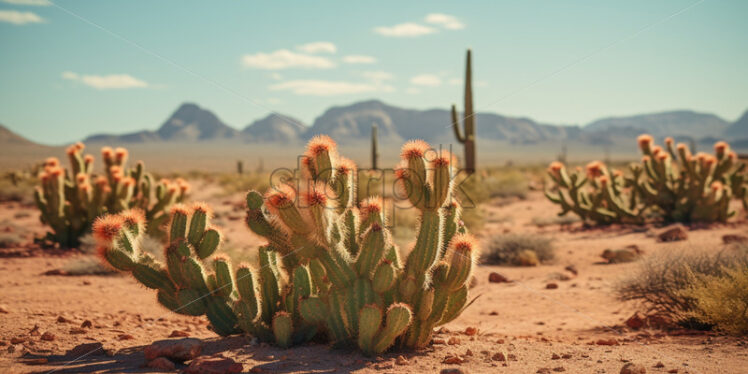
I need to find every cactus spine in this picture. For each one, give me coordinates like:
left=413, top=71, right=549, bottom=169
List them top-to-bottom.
left=451, top=49, right=476, bottom=173
left=96, top=136, right=479, bottom=355
left=545, top=136, right=748, bottom=224
left=34, top=143, right=188, bottom=247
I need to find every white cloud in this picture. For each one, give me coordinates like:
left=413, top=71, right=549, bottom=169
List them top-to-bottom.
left=1, top=0, right=50, bottom=5
left=0, top=10, right=43, bottom=24
left=425, top=13, right=465, bottom=30
left=373, top=22, right=436, bottom=37
left=296, top=41, right=337, bottom=54
left=242, top=49, right=335, bottom=70
left=343, top=55, right=377, bottom=64
left=62, top=71, right=149, bottom=90
left=362, top=71, right=393, bottom=83
left=270, top=72, right=283, bottom=80
left=410, top=74, right=442, bottom=87
left=269, top=80, right=394, bottom=96
left=405, top=87, right=421, bottom=95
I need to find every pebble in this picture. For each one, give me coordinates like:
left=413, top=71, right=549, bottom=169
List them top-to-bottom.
left=488, top=272, right=510, bottom=283
left=546, top=283, right=559, bottom=289
left=0, top=305, right=8, bottom=313
left=57, top=316, right=71, bottom=323
left=81, top=320, right=93, bottom=328
left=464, top=327, right=478, bottom=336
left=169, top=330, right=190, bottom=337
left=40, top=332, right=55, bottom=341
left=448, top=336, right=460, bottom=345
left=10, top=337, right=25, bottom=344
left=144, top=338, right=203, bottom=362
left=596, top=338, right=619, bottom=346
left=492, top=352, right=506, bottom=361
left=183, top=354, right=243, bottom=374
left=395, top=355, right=408, bottom=365
left=443, top=356, right=464, bottom=364
left=620, top=362, right=647, bottom=373
left=440, top=369, right=467, bottom=374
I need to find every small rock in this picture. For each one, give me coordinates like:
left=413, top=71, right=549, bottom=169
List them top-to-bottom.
left=657, top=225, right=687, bottom=242
left=723, top=234, right=748, bottom=244
left=602, top=245, right=643, bottom=263
left=564, top=265, right=578, bottom=276
left=488, top=272, right=510, bottom=283
left=469, top=275, right=478, bottom=288
left=546, top=283, right=558, bottom=289
left=0, top=305, right=8, bottom=313
left=57, top=316, right=70, bottom=323
left=81, top=320, right=93, bottom=328
left=69, top=327, right=86, bottom=334
left=464, top=327, right=478, bottom=336
left=169, top=330, right=190, bottom=337
left=40, top=332, right=55, bottom=341
left=118, top=334, right=135, bottom=340
left=10, top=337, right=25, bottom=344
left=448, top=337, right=460, bottom=345
left=144, top=338, right=203, bottom=362
left=432, top=338, right=446, bottom=345
left=596, top=338, right=619, bottom=346
left=66, top=342, right=105, bottom=357
left=465, top=349, right=473, bottom=356
left=492, top=352, right=506, bottom=361
left=551, top=353, right=560, bottom=360
left=561, top=353, right=572, bottom=359
left=183, top=355, right=243, bottom=374
left=395, top=355, right=408, bottom=365
left=443, top=356, right=464, bottom=364
left=147, top=357, right=176, bottom=371
left=620, top=362, right=647, bottom=374
left=654, top=362, right=665, bottom=368
left=553, top=367, right=566, bottom=372
left=537, top=368, right=552, bottom=374
left=440, top=369, right=466, bottom=374
left=667, top=369, right=678, bottom=373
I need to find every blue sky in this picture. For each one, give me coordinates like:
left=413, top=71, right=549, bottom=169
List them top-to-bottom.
left=1, top=0, right=746, bottom=145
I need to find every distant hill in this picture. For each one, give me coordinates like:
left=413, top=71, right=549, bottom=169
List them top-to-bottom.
left=71, top=100, right=747, bottom=147
left=86, top=103, right=240, bottom=143
left=583, top=110, right=728, bottom=139
left=725, top=110, right=748, bottom=139
left=242, top=114, right=306, bottom=143
left=0, top=124, right=37, bottom=145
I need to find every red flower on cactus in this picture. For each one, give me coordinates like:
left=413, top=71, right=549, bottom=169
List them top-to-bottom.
left=637, top=134, right=654, bottom=152
left=306, top=135, right=337, bottom=156
left=664, top=137, right=674, bottom=147
left=400, top=140, right=430, bottom=160
left=714, top=141, right=729, bottom=155
left=101, top=146, right=114, bottom=160
left=114, top=147, right=128, bottom=163
left=431, top=150, right=455, bottom=167
left=84, top=154, right=94, bottom=165
left=44, top=157, right=59, bottom=168
left=336, top=157, right=357, bottom=176
left=548, top=161, right=564, bottom=178
left=585, top=161, right=605, bottom=179
left=75, top=173, right=87, bottom=184
left=597, top=175, right=610, bottom=187
left=710, top=181, right=723, bottom=193
left=302, top=182, right=333, bottom=208
left=265, top=184, right=297, bottom=215
left=359, top=196, right=384, bottom=223
left=192, top=202, right=213, bottom=216
left=170, top=204, right=190, bottom=217
left=120, top=209, right=146, bottom=229
left=92, top=214, right=125, bottom=244
left=450, top=233, right=477, bottom=253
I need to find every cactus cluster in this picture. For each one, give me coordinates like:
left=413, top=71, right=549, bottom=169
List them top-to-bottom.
left=94, top=136, right=478, bottom=355
left=545, top=136, right=748, bottom=224
left=34, top=143, right=189, bottom=247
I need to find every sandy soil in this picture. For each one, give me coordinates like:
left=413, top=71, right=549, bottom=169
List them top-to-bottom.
left=1, top=189, right=747, bottom=374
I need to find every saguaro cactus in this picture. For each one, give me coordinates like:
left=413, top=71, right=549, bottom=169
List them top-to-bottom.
left=451, top=49, right=476, bottom=173
left=371, top=123, right=379, bottom=171
left=96, top=135, right=479, bottom=355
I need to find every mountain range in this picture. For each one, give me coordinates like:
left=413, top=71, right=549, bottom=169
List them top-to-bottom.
left=3, top=100, right=747, bottom=147
left=82, top=100, right=747, bottom=147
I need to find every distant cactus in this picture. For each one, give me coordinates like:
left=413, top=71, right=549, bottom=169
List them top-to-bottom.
left=451, top=49, right=476, bottom=173
left=371, top=123, right=379, bottom=170
left=96, top=136, right=478, bottom=355
left=545, top=136, right=748, bottom=224
left=34, top=143, right=188, bottom=248
left=237, top=160, right=244, bottom=175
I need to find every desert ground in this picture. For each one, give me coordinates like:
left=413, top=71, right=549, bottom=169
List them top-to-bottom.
left=1, top=177, right=747, bottom=374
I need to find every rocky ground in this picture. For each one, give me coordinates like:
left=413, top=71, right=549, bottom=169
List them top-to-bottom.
left=1, top=189, right=747, bottom=373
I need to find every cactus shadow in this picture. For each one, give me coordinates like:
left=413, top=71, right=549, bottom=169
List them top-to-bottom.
left=21, top=345, right=151, bottom=373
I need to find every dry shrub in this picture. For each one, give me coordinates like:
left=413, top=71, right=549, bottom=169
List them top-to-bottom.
left=481, top=233, right=554, bottom=266
left=617, top=245, right=748, bottom=330
left=681, top=266, right=748, bottom=335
